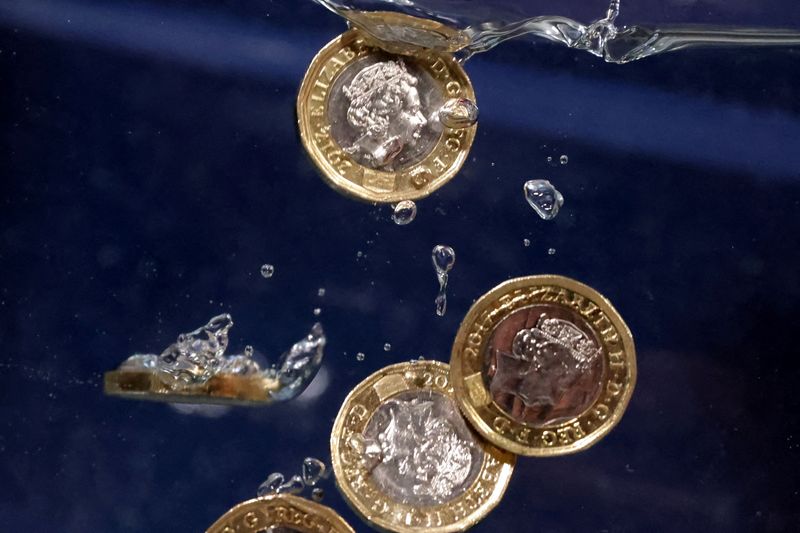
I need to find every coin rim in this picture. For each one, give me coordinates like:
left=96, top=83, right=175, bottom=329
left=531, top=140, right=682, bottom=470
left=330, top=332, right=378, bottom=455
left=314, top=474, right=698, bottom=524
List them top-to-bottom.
left=297, top=30, right=477, bottom=203
left=450, top=275, right=637, bottom=457
left=330, top=360, right=515, bottom=533
left=205, top=493, right=355, bottom=533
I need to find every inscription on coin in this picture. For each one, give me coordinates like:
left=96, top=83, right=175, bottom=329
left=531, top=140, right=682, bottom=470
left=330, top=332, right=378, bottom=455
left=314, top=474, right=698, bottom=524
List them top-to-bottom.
left=205, top=494, right=355, bottom=533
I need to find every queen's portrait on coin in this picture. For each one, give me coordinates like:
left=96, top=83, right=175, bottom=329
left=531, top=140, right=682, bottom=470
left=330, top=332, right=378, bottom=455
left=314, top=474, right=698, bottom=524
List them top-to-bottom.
left=342, top=60, right=428, bottom=168
left=486, top=308, right=605, bottom=426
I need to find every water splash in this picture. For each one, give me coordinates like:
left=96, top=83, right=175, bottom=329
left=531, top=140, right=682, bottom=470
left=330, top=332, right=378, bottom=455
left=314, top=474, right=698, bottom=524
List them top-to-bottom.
left=313, top=0, right=800, bottom=63
left=438, top=97, right=479, bottom=129
left=524, top=179, right=564, bottom=220
left=392, top=200, right=418, bottom=225
left=431, top=244, right=456, bottom=316
left=117, top=315, right=326, bottom=402
left=302, top=457, right=329, bottom=486
left=257, top=472, right=285, bottom=497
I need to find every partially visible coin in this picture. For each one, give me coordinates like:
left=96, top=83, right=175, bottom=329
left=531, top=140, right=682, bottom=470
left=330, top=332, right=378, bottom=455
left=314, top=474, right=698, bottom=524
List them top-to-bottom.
left=297, top=30, right=477, bottom=203
left=450, top=275, right=636, bottom=457
left=330, top=360, right=514, bottom=533
left=206, top=494, right=354, bottom=533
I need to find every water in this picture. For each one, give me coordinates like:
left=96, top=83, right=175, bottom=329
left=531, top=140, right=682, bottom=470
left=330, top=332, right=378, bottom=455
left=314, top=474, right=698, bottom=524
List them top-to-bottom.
left=313, top=0, right=800, bottom=63
left=438, top=97, right=479, bottom=129
left=560, top=155, right=569, bottom=165
left=524, top=179, right=564, bottom=221
left=392, top=200, right=417, bottom=225
left=523, top=238, right=531, bottom=247
left=431, top=244, right=456, bottom=316
left=548, top=247, right=557, bottom=255
left=260, top=264, right=275, bottom=278
left=317, top=287, right=326, bottom=297
left=117, top=316, right=326, bottom=403
left=383, top=343, right=392, bottom=352
left=356, top=352, right=365, bottom=361
left=302, top=457, right=329, bottom=486
left=257, top=472, right=285, bottom=497
left=276, top=475, right=305, bottom=495
left=311, top=487, right=325, bottom=502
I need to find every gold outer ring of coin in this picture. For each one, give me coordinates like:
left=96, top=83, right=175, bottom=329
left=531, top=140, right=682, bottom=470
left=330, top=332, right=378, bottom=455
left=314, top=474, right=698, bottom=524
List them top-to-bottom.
left=297, top=29, right=477, bottom=203
left=450, top=275, right=637, bottom=457
left=330, top=360, right=515, bottom=533
left=103, top=370, right=280, bottom=406
left=205, top=493, right=355, bottom=533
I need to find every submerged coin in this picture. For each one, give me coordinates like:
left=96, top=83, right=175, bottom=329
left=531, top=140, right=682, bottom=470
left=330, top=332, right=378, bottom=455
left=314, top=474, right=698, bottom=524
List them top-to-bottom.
left=297, top=30, right=477, bottom=203
left=450, top=275, right=636, bottom=457
left=330, top=360, right=514, bottom=533
left=206, top=493, right=354, bottom=533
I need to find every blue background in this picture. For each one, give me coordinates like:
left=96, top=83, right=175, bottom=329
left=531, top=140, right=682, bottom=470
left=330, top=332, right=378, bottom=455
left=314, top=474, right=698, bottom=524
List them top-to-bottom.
left=1, top=1, right=799, bottom=531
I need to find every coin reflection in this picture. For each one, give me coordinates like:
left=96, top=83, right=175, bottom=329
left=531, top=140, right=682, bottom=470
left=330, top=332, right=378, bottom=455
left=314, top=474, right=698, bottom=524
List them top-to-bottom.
left=484, top=304, right=606, bottom=426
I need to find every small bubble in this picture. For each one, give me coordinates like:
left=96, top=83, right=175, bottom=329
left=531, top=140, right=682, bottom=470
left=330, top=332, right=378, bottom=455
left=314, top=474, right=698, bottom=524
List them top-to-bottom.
left=438, top=97, right=478, bottom=129
left=560, top=155, right=569, bottom=165
left=546, top=156, right=553, bottom=163
left=523, top=179, right=564, bottom=220
left=392, top=200, right=417, bottom=225
left=523, top=238, right=531, bottom=247
left=548, top=248, right=556, bottom=255
left=356, top=251, right=363, bottom=258
left=260, top=264, right=274, bottom=278
left=317, top=288, right=326, bottom=297
left=313, top=308, right=321, bottom=316
left=383, top=343, right=391, bottom=352
left=244, top=345, right=254, bottom=357
left=356, top=352, right=365, bottom=361
left=257, top=472, right=284, bottom=497
left=311, top=487, right=325, bottom=502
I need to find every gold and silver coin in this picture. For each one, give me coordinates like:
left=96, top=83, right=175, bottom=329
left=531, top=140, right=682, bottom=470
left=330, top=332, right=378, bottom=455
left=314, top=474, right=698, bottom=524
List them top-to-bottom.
left=297, top=29, right=477, bottom=203
left=450, top=275, right=637, bottom=457
left=330, top=360, right=514, bottom=532
left=206, top=493, right=355, bottom=533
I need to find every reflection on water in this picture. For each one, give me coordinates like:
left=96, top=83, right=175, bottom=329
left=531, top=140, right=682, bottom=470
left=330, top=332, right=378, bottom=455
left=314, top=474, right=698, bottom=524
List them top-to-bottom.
left=313, top=0, right=800, bottom=63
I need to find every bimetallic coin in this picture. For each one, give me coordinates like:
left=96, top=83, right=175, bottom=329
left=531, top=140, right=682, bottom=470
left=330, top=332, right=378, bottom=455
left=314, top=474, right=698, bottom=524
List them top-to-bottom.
left=297, top=30, right=477, bottom=203
left=450, top=275, right=636, bottom=457
left=331, top=360, right=514, bottom=533
left=206, top=494, right=355, bottom=533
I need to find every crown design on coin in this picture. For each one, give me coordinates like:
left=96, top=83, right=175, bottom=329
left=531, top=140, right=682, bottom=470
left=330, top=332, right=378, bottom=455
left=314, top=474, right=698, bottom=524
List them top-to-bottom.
left=517, top=315, right=600, bottom=368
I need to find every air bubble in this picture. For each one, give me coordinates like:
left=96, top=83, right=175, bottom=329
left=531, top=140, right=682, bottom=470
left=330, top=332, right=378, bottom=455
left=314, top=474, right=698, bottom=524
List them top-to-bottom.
left=524, top=179, right=564, bottom=220
left=392, top=200, right=417, bottom=225
left=260, top=264, right=275, bottom=278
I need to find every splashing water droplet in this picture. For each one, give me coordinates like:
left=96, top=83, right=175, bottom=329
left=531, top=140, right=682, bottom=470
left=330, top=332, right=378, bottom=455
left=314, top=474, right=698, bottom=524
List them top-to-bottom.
left=438, top=97, right=478, bottom=129
left=560, top=155, right=569, bottom=165
left=524, top=179, right=564, bottom=221
left=392, top=200, right=417, bottom=225
left=523, top=238, right=531, bottom=247
left=432, top=245, right=456, bottom=316
left=548, top=247, right=557, bottom=255
left=260, top=264, right=274, bottom=278
left=157, top=314, right=233, bottom=385
left=270, top=323, right=326, bottom=402
left=383, top=343, right=391, bottom=352
left=356, top=352, right=365, bottom=361
left=302, top=457, right=329, bottom=486
left=257, top=472, right=285, bottom=497
left=276, top=475, right=305, bottom=495
left=311, top=487, right=325, bottom=502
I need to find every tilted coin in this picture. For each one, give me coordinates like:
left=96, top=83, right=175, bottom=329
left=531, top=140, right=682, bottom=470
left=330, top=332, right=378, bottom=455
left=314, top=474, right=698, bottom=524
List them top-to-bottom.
left=297, top=29, right=477, bottom=203
left=450, top=275, right=637, bottom=457
left=330, top=360, right=514, bottom=533
left=206, top=493, right=355, bottom=533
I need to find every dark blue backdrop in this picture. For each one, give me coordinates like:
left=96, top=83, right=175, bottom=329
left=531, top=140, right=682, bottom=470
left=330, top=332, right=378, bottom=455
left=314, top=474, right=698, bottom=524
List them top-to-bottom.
left=1, top=1, right=799, bottom=531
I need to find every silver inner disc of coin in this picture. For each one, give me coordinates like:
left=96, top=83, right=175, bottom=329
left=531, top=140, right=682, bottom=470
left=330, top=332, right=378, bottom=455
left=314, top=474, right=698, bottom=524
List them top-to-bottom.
left=327, top=54, right=445, bottom=172
left=361, top=389, right=484, bottom=506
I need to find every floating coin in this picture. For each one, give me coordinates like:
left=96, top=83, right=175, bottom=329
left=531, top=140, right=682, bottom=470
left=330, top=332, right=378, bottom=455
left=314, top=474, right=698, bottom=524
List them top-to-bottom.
left=297, top=29, right=477, bottom=203
left=450, top=275, right=636, bottom=457
left=331, top=360, right=514, bottom=533
left=206, top=493, right=354, bottom=533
